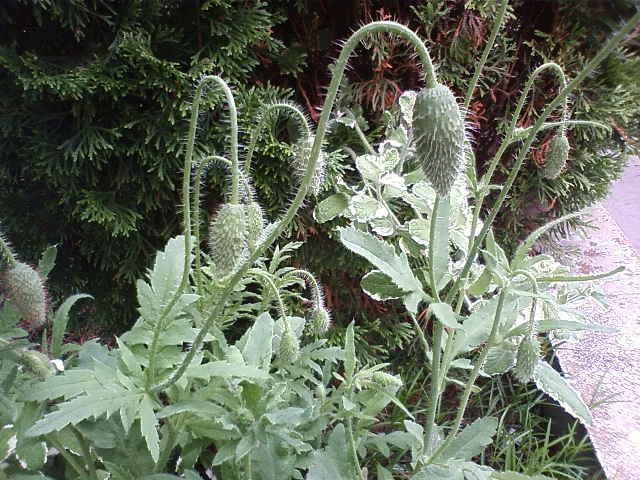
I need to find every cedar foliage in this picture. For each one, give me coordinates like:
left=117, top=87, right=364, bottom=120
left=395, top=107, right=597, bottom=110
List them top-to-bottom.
left=1, top=0, right=638, bottom=336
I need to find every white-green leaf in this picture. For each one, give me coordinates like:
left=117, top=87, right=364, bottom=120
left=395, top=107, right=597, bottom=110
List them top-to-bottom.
left=314, top=193, right=349, bottom=223
left=348, top=193, right=386, bottom=222
left=431, top=197, right=450, bottom=287
left=407, top=219, right=430, bottom=247
left=339, top=228, right=423, bottom=294
left=37, top=245, right=57, bottom=278
left=361, top=270, right=408, bottom=300
left=51, top=294, right=92, bottom=357
left=430, top=303, right=460, bottom=329
left=241, top=312, right=274, bottom=368
left=344, top=322, right=356, bottom=383
left=483, top=343, right=517, bottom=376
left=533, top=361, right=593, bottom=425
left=139, top=394, right=160, bottom=462
left=434, top=417, right=498, bottom=462
left=306, top=424, right=354, bottom=480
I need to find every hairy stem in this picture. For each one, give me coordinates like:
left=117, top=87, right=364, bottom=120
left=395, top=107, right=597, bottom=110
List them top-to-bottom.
left=463, top=0, right=509, bottom=110
left=151, top=21, right=440, bottom=394
left=192, top=158, right=208, bottom=295
left=538, top=265, right=624, bottom=283
left=289, top=269, right=323, bottom=308
left=427, top=289, right=507, bottom=465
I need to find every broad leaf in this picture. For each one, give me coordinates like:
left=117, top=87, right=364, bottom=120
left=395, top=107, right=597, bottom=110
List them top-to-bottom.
left=314, top=193, right=349, bottom=223
left=431, top=196, right=450, bottom=288
left=339, top=228, right=423, bottom=293
left=361, top=270, right=408, bottom=300
left=51, top=294, right=92, bottom=357
left=430, top=303, right=460, bottom=329
left=241, top=312, right=274, bottom=368
left=344, top=322, right=356, bottom=383
left=533, top=361, right=593, bottom=425
left=139, top=393, right=160, bottom=462
left=433, top=417, right=498, bottom=462
left=306, top=424, right=354, bottom=480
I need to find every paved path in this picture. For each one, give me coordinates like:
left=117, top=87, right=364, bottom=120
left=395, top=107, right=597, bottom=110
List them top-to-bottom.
left=557, top=158, right=640, bottom=480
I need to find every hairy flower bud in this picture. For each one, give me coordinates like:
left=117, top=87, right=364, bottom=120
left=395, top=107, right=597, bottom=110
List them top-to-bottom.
left=413, top=84, right=466, bottom=196
left=542, top=133, right=570, bottom=179
left=292, top=136, right=326, bottom=196
left=244, top=202, right=265, bottom=251
left=208, top=203, right=247, bottom=277
left=0, top=262, right=47, bottom=328
left=307, top=307, right=331, bottom=337
left=278, top=329, right=300, bottom=364
left=513, top=336, right=540, bottom=383
left=21, top=350, right=52, bottom=380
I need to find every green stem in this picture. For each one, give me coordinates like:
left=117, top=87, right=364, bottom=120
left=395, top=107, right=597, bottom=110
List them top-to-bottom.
left=463, top=0, right=509, bottom=110
left=445, top=12, right=640, bottom=306
left=151, top=21, right=440, bottom=394
left=146, top=75, right=237, bottom=388
left=245, top=102, right=312, bottom=173
left=349, top=110, right=375, bottom=154
left=511, top=120, right=611, bottom=142
left=201, top=154, right=254, bottom=200
left=192, top=158, right=207, bottom=296
left=428, top=195, right=442, bottom=300
left=538, top=266, right=624, bottom=283
left=251, top=269, right=290, bottom=330
left=289, top=269, right=323, bottom=308
left=512, top=269, right=539, bottom=336
left=427, top=289, right=508, bottom=465
left=409, top=312, right=431, bottom=358
left=346, top=416, right=365, bottom=480
left=71, top=426, right=98, bottom=480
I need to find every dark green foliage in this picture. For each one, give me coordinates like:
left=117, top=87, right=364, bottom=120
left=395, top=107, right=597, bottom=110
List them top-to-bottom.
left=0, top=0, right=305, bottom=331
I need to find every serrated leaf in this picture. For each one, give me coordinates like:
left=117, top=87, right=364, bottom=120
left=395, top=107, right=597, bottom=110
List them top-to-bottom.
left=315, top=193, right=349, bottom=223
left=348, top=193, right=386, bottom=222
left=431, top=197, right=450, bottom=287
left=511, top=212, right=582, bottom=270
left=407, top=218, right=430, bottom=246
left=339, top=228, right=423, bottom=294
left=37, top=245, right=57, bottom=278
left=361, top=270, right=408, bottom=300
left=51, top=294, right=92, bottom=357
left=430, top=303, right=460, bottom=329
left=240, top=312, right=274, bottom=368
left=483, top=342, right=517, bottom=375
left=186, top=361, right=269, bottom=381
left=533, top=361, right=592, bottom=425
left=139, top=394, right=159, bottom=462
left=434, top=417, right=498, bottom=462
left=306, top=424, right=354, bottom=480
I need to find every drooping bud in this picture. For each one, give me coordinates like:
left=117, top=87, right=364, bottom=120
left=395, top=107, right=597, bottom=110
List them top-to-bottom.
left=412, top=84, right=466, bottom=196
left=542, top=133, right=570, bottom=179
left=292, top=136, right=326, bottom=196
left=244, top=202, right=265, bottom=251
left=208, top=203, right=247, bottom=277
left=0, top=262, right=47, bottom=328
left=307, top=307, right=331, bottom=337
left=278, top=328, right=300, bottom=364
left=513, top=336, right=540, bottom=383
left=20, top=350, right=53, bottom=380
left=370, top=371, right=403, bottom=390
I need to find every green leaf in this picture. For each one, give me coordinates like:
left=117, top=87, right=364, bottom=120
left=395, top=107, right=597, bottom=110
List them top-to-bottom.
left=315, top=193, right=349, bottom=223
left=431, top=196, right=450, bottom=287
left=511, top=212, right=582, bottom=270
left=407, top=218, right=430, bottom=246
left=338, top=228, right=424, bottom=293
left=37, top=245, right=57, bottom=278
left=361, top=270, right=408, bottom=300
left=51, top=294, right=92, bottom=357
left=430, top=302, right=460, bottom=329
left=240, top=312, right=274, bottom=368
left=344, top=322, right=356, bottom=383
left=483, top=343, right=517, bottom=375
left=186, top=361, right=269, bottom=381
left=533, top=361, right=593, bottom=425
left=139, top=394, right=160, bottom=463
left=434, top=417, right=498, bottom=462
left=306, top=424, right=354, bottom=480
left=412, top=460, right=493, bottom=480
left=492, top=472, right=554, bottom=480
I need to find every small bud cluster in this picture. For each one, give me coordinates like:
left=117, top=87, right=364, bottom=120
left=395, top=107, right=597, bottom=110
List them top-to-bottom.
left=278, top=328, right=300, bottom=363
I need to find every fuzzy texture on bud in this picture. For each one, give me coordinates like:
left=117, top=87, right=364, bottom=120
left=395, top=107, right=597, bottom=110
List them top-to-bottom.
left=413, top=84, right=466, bottom=196
left=542, top=133, right=570, bottom=179
left=292, top=136, right=326, bottom=196
left=244, top=202, right=265, bottom=251
left=208, top=203, right=247, bottom=277
left=0, top=233, right=17, bottom=272
left=0, top=262, right=47, bottom=328
left=307, top=307, right=331, bottom=337
left=278, top=329, right=300, bottom=364
left=513, top=336, right=540, bottom=383
left=21, top=350, right=52, bottom=380
left=370, top=371, right=403, bottom=389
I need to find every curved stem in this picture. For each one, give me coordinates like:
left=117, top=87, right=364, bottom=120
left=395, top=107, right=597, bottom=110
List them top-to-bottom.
left=463, top=0, right=509, bottom=110
left=444, top=12, right=640, bottom=306
left=152, top=21, right=440, bottom=394
left=245, top=102, right=312, bottom=173
left=346, top=110, right=375, bottom=154
left=511, top=120, right=611, bottom=142
left=201, top=154, right=254, bottom=201
left=192, top=158, right=208, bottom=295
left=251, top=269, right=290, bottom=330
left=289, top=269, right=323, bottom=308
left=512, top=269, right=540, bottom=336
left=427, top=289, right=508, bottom=465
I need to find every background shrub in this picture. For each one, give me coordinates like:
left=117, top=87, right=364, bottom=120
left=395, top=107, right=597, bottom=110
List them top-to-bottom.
left=1, top=0, right=638, bottom=338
